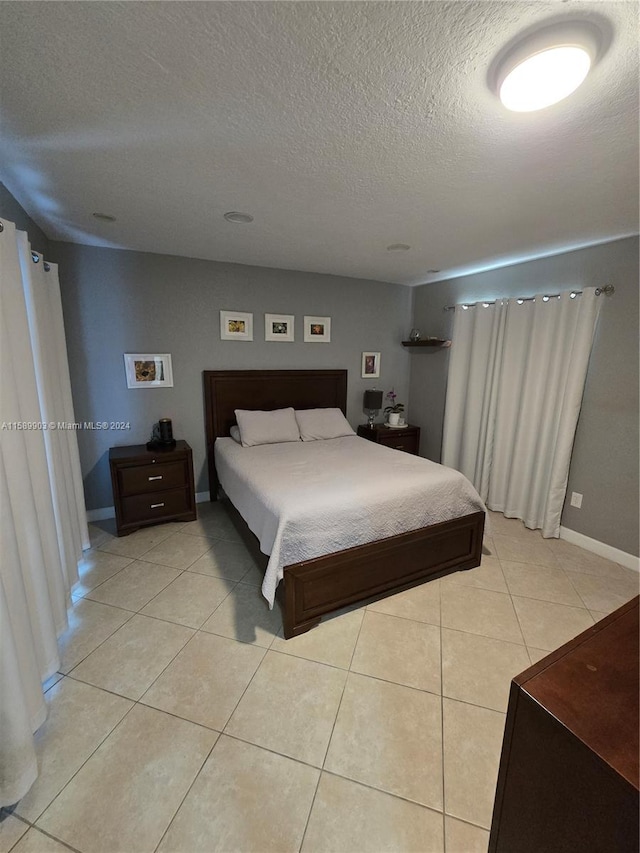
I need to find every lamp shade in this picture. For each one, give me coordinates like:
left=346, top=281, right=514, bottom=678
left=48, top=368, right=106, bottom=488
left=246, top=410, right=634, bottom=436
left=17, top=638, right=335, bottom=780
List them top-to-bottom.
left=363, top=390, right=383, bottom=410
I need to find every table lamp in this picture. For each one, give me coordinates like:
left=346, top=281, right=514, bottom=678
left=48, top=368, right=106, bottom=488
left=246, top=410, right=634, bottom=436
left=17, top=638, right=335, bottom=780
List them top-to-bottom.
left=363, top=389, right=383, bottom=427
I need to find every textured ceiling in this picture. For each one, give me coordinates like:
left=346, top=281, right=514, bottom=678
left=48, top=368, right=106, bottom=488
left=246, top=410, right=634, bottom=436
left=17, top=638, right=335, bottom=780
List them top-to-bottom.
left=1, top=1, right=638, bottom=285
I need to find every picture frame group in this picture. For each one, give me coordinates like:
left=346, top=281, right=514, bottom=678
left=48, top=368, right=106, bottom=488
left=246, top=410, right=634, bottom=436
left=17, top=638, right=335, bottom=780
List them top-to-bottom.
left=220, top=310, right=254, bottom=341
left=220, top=311, right=332, bottom=343
left=265, top=314, right=295, bottom=342
left=361, top=351, right=381, bottom=378
left=124, top=353, right=173, bottom=388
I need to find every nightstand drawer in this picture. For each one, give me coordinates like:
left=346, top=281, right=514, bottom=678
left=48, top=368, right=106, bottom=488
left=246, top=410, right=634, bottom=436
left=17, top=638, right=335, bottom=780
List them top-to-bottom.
left=357, top=424, right=420, bottom=455
left=380, top=433, right=418, bottom=453
left=109, top=441, right=197, bottom=535
left=117, top=460, right=187, bottom=496
left=121, top=487, right=191, bottom=524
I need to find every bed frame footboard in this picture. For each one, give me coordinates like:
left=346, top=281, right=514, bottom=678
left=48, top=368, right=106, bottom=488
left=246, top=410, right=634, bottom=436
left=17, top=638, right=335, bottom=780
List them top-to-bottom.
left=283, top=510, right=485, bottom=639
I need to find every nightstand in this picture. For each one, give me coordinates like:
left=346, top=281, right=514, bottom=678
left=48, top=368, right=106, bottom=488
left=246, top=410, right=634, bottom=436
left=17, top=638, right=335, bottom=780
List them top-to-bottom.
left=357, top=423, right=421, bottom=455
left=109, top=440, right=197, bottom=536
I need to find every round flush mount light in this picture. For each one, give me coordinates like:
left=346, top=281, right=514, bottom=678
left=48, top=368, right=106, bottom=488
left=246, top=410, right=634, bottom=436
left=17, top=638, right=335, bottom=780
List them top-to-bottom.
left=494, top=22, right=601, bottom=112
left=224, top=211, right=254, bottom=223
left=92, top=212, right=116, bottom=222
left=386, top=243, right=411, bottom=252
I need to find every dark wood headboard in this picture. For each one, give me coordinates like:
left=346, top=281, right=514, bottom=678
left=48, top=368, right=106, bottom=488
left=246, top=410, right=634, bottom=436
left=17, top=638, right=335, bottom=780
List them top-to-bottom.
left=203, top=369, right=348, bottom=500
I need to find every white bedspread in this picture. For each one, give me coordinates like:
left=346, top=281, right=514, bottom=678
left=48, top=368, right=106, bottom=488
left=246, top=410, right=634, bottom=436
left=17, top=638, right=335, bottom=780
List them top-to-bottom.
left=215, top=436, right=486, bottom=607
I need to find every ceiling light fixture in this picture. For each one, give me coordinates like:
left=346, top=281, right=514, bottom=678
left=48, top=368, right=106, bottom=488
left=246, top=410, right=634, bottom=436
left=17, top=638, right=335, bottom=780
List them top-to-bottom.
left=494, top=22, right=600, bottom=112
left=224, top=211, right=254, bottom=223
left=92, top=212, right=116, bottom=222
left=386, top=243, right=411, bottom=252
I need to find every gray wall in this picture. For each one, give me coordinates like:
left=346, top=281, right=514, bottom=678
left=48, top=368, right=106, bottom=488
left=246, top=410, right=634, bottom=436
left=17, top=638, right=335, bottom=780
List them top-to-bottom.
left=0, top=182, right=51, bottom=256
left=409, top=237, right=639, bottom=556
left=50, top=242, right=412, bottom=509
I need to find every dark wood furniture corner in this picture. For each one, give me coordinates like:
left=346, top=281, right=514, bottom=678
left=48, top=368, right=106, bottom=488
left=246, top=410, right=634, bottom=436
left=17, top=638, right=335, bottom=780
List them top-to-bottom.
left=203, top=369, right=485, bottom=639
left=357, top=423, right=420, bottom=455
left=109, top=440, right=196, bottom=536
left=489, top=595, right=639, bottom=853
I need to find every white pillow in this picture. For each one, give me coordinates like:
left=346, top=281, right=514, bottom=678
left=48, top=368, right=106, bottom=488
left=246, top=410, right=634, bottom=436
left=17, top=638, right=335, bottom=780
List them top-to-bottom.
left=234, top=407, right=301, bottom=447
left=295, top=408, right=356, bottom=441
left=229, top=425, right=241, bottom=443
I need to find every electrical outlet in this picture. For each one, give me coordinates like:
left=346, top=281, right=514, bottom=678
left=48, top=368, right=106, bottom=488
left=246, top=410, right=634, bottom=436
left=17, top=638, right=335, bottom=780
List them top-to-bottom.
left=570, top=492, right=583, bottom=509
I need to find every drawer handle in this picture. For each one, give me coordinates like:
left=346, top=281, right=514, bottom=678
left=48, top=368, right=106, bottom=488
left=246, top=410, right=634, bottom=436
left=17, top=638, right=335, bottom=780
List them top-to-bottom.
left=394, top=445, right=405, bottom=449
left=148, top=475, right=163, bottom=481
left=150, top=502, right=165, bottom=509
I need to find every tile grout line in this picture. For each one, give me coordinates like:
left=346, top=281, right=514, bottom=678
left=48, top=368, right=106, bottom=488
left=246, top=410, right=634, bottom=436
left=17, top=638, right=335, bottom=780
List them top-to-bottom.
left=74, top=560, right=133, bottom=596
left=81, top=561, right=186, bottom=610
left=68, top=567, right=246, bottom=682
left=136, top=570, right=241, bottom=628
left=59, top=604, right=137, bottom=677
left=63, top=604, right=188, bottom=680
left=218, top=642, right=272, bottom=737
left=34, top=681, right=220, bottom=851
left=20, top=700, right=138, bottom=837
left=151, top=738, right=219, bottom=853
left=319, top=767, right=452, bottom=817
left=296, top=769, right=323, bottom=852
left=11, top=823, right=83, bottom=853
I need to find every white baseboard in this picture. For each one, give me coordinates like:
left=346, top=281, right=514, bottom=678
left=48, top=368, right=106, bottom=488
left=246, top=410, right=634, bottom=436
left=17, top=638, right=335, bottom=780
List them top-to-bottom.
left=86, top=491, right=211, bottom=523
left=560, top=526, right=639, bottom=573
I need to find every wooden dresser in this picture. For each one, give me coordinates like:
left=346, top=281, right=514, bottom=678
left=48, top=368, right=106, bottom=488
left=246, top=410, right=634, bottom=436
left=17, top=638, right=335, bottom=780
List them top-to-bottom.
left=357, top=423, right=420, bottom=455
left=109, top=440, right=196, bottom=536
left=489, top=596, right=639, bottom=853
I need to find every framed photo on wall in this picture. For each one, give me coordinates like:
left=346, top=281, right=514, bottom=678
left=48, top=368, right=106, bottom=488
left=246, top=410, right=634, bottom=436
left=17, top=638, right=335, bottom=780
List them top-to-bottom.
left=220, top=310, right=254, bottom=341
left=265, top=313, right=295, bottom=342
left=304, top=316, right=331, bottom=343
left=361, top=351, right=381, bottom=378
left=124, top=353, right=173, bottom=388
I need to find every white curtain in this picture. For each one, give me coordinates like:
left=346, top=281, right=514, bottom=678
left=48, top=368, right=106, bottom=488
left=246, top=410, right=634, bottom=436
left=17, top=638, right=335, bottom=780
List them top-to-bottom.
left=0, top=219, right=89, bottom=806
left=442, top=289, right=601, bottom=538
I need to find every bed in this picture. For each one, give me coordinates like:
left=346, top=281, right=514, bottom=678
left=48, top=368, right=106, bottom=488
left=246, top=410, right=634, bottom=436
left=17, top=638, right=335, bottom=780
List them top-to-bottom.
left=204, top=369, right=485, bottom=638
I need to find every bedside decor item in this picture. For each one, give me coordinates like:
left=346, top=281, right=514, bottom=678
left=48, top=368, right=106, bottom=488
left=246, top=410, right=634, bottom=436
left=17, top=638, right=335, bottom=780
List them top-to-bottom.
left=220, top=310, right=254, bottom=341
left=265, top=313, right=294, bottom=342
left=304, top=316, right=331, bottom=343
left=409, top=328, right=421, bottom=342
left=361, top=351, right=381, bottom=378
left=124, top=353, right=173, bottom=388
left=384, top=388, right=405, bottom=426
left=363, top=389, right=383, bottom=427
left=146, top=417, right=176, bottom=451
left=109, top=440, right=196, bottom=535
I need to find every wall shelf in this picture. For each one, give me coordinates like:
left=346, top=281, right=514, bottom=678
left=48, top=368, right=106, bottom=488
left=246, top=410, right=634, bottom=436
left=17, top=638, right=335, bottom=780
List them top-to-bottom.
left=401, top=339, right=450, bottom=348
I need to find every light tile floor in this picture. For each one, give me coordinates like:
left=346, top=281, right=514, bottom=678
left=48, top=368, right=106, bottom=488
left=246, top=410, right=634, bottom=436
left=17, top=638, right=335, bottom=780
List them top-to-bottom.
left=2, top=506, right=637, bottom=853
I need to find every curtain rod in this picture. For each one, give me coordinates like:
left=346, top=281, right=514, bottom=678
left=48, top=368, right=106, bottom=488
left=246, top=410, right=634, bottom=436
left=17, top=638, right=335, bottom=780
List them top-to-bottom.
left=0, top=223, right=51, bottom=270
left=30, top=250, right=51, bottom=271
left=443, top=284, right=615, bottom=312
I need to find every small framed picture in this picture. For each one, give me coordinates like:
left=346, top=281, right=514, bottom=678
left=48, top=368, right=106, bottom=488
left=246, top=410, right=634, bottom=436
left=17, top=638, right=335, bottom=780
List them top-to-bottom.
left=220, top=310, right=253, bottom=341
left=265, top=313, right=295, bottom=342
left=304, top=316, right=331, bottom=343
left=361, top=351, right=381, bottom=378
left=124, top=353, right=173, bottom=389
